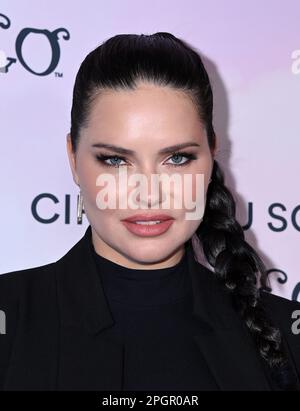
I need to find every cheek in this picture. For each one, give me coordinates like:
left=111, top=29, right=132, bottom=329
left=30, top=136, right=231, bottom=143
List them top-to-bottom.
left=76, top=157, right=103, bottom=209
left=190, top=157, right=212, bottom=202
left=178, top=160, right=211, bottom=222
left=78, top=161, right=125, bottom=217
left=180, top=172, right=207, bottom=205
left=192, top=175, right=209, bottom=203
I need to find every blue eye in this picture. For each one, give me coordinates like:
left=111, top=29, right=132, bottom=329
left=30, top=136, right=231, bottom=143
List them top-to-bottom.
left=95, top=151, right=197, bottom=168
left=166, top=152, right=197, bottom=167
left=96, top=155, right=127, bottom=167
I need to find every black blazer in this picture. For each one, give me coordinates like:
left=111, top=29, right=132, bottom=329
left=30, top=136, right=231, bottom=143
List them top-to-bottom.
left=0, top=225, right=299, bottom=391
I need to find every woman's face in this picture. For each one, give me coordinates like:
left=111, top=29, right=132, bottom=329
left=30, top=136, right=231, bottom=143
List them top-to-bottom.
left=67, top=82, right=216, bottom=269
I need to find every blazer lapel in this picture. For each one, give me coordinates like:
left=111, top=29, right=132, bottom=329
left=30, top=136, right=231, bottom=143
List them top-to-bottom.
left=3, top=224, right=276, bottom=390
left=55, top=225, right=124, bottom=390
left=57, top=225, right=275, bottom=390
left=185, top=241, right=274, bottom=390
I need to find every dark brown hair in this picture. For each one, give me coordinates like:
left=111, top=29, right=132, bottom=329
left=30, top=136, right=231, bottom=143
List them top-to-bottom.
left=69, top=32, right=299, bottom=390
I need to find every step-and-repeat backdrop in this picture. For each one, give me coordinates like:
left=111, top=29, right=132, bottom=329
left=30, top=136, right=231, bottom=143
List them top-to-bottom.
left=1, top=1, right=299, bottom=301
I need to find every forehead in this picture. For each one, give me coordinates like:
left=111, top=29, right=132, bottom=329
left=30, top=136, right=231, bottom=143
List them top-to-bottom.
left=80, top=83, right=205, bottom=150
left=89, top=83, right=201, bottom=126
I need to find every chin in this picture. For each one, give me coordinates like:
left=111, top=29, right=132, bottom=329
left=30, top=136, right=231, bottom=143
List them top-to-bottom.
left=126, top=245, right=177, bottom=264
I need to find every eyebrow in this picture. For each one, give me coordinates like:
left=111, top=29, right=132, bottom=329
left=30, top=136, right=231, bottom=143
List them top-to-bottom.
left=91, top=141, right=201, bottom=155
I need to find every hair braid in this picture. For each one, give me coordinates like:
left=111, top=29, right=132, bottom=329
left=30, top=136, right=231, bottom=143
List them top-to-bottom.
left=69, top=31, right=299, bottom=390
left=196, top=159, right=299, bottom=390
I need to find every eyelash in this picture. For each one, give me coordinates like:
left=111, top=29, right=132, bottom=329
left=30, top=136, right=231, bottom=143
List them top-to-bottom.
left=95, top=151, right=197, bottom=168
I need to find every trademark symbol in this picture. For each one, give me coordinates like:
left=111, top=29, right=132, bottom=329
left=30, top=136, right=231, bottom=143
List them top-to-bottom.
left=55, top=72, right=63, bottom=78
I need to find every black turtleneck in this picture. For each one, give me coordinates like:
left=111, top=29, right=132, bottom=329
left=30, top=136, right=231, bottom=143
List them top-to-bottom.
left=91, top=243, right=218, bottom=391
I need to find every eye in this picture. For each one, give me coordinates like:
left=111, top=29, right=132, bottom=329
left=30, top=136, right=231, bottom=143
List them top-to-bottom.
left=95, top=151, right=197, bottom=168
left=165, top=152, right=197, bottom=167
left=95, top=154, right=128, bottom=168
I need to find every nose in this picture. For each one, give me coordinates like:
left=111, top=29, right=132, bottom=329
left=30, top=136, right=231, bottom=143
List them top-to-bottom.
left=135, top=166, right=166, bottom=209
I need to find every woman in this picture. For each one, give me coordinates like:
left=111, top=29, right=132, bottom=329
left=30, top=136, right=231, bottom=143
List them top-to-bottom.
left=0, top=32, right=299, bottom=391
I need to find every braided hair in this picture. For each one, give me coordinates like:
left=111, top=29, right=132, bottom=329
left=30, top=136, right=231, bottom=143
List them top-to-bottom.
left=69, top=31, right=299, bottom=390
left=198, top=159, right=299, bottom=390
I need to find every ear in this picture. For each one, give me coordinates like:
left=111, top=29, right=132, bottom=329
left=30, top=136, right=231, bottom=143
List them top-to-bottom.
left=66, top=133, right=80, bottom=186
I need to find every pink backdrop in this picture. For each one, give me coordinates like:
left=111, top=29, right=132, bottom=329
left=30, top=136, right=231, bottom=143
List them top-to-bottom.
left=1, top=0, right=299, bottom=301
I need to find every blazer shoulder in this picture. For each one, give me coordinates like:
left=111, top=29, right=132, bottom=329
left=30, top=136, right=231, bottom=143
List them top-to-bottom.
left=0, top=234, right=84, bottom=306
left=0, top=261, right=56, bottom=295
left=0, top=261, right=57, bottom=329
left=0, top=261, right=57, bottom=279
left=0, top=262, right=58, bottom=389
left=260, top=290, right=300, bottom=380
left=260, top=290, right=300, bottom=316
left=260, top=290, right=300, bottom=336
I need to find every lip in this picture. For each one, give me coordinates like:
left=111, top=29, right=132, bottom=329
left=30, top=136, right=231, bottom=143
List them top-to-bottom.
left=122, top=214, right=174, bottom=222
left=122, top=219, right=175, bottom=237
